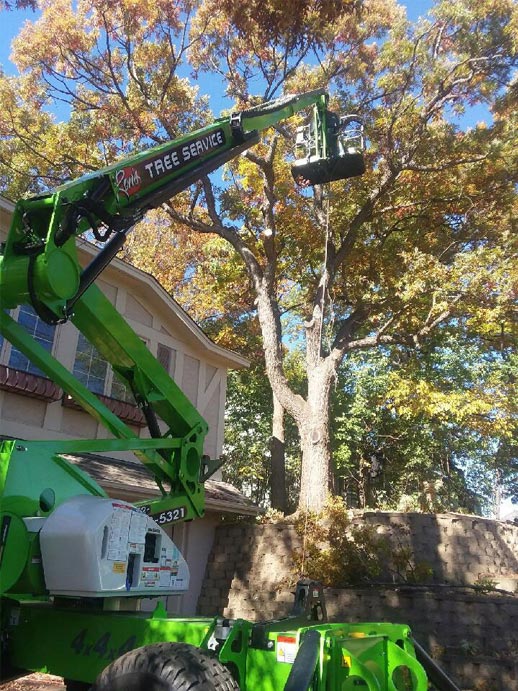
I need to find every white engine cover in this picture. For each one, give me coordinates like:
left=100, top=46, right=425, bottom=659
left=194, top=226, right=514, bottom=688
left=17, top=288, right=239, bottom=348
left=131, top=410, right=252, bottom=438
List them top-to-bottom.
left=40, top=495, right=189, bottom=597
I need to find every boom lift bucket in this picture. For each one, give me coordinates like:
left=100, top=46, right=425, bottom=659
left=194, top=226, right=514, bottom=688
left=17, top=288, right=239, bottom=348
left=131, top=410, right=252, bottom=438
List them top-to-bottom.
left=291, top=111, right=365, bottom=185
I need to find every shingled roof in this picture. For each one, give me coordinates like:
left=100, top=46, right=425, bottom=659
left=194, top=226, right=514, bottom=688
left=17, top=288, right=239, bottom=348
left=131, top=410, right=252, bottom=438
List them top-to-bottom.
left=62, top=451, right=261, bottom=516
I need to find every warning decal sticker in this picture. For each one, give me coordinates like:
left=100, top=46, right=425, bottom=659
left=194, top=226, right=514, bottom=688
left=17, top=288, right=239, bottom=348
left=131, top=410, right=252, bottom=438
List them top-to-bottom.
left=276, top=635, right=298, bottom=664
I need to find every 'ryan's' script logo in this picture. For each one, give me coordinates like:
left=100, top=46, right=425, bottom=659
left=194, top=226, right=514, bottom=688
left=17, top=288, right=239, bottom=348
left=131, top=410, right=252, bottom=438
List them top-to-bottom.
left=115, top=167, right=142, bottom=199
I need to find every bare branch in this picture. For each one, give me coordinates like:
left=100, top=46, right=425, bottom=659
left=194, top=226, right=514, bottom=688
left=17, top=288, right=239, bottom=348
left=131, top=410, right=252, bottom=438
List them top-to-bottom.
left=201, top=176, right=223, bottom=226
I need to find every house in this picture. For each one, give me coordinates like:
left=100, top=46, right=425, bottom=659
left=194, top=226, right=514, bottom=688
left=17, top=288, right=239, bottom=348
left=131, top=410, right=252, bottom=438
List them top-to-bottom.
left=0, top=194, right=258, bottom=615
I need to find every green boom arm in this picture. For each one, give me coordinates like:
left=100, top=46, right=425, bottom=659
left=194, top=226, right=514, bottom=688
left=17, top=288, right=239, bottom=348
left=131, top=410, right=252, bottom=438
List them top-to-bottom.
left=0, top=89, right=363, bottom=520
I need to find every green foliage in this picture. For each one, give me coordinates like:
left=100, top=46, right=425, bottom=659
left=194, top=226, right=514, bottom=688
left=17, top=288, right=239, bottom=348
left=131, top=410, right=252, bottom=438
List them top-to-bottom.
left=332, top=337, right=517, bottom=515
left=292, top=497, right=433, bottom=587
left=390, top=544, right=434, bottom=584
left=472, top=574, right=498, bottom=594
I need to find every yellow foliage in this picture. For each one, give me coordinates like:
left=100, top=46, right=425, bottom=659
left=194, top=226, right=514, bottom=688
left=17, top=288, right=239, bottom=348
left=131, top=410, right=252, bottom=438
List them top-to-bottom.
left=291, top=497, right=433, bottom=587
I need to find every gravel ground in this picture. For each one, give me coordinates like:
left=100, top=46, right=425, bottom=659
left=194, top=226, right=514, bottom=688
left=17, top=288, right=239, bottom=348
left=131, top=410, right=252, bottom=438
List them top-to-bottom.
left=0, top=672, right=476, bottom=691
left=0, top=674, right=65, bottom=690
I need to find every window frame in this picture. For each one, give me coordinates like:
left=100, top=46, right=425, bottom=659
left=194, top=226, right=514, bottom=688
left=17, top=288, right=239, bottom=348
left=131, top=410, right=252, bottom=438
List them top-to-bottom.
left=3, top=305, right=56, bottom=378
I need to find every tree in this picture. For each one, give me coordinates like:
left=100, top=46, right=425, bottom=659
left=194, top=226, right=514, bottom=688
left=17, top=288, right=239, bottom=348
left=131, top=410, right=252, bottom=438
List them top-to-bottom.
left=1, top=0, right=516, bottom=512
left=184, top=0, right=517, bottom=511
left=1, top=1, right=36, bottom=9
left=331, top=338, right=517, bottom=514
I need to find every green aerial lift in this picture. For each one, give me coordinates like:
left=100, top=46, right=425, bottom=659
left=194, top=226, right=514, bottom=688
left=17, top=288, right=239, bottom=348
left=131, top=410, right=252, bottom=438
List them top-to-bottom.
left=0, top=89, right=456, bottom=691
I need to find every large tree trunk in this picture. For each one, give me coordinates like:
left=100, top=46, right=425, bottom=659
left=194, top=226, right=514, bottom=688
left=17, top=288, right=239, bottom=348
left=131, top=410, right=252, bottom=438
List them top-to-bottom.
left=248, top=259, right=340, bottom=514
left=296, top=360, right=335, bottom=513
left=270, top=393, right=287, bottom=512
left=298, top=425, right=331, bottom=512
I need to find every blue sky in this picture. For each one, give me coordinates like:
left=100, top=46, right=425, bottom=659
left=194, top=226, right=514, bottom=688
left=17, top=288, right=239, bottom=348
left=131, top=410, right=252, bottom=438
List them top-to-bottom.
left=1, top=6, right=30, bottom=71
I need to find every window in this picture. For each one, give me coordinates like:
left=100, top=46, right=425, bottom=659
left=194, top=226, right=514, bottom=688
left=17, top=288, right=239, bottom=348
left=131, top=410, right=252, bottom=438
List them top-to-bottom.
left=8, top=305, right=55, bottom=377
left=72, top=331, right=143, bottom=403
left=73, top=333, right=108, bottom=395
left=158, top=343, right=176, bottom=376
left=110, top=373, right=135, bottom=403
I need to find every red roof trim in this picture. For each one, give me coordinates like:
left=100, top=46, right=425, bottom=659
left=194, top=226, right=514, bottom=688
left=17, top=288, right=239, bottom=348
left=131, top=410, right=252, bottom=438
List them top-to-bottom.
left=0, top=365, right=62, bottom=402
left=62, top=393, right=146, bottom=427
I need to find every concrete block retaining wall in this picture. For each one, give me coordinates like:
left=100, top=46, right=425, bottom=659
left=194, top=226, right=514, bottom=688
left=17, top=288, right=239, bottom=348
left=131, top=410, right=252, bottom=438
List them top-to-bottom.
left=198, top=513, right=518, bottom=690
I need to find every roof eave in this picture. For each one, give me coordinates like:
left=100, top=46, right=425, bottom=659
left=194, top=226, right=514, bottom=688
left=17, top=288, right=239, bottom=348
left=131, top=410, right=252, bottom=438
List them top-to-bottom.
left=100, top=481, right=261, bottom=517
left=205, top=498, right=262, bottom=516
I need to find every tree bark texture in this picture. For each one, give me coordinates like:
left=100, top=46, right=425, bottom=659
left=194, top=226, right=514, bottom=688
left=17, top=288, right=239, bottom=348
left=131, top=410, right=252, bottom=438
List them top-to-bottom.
left=297, top=356, right=336, bottom=513
left=270, top=393, right=287, bottom=512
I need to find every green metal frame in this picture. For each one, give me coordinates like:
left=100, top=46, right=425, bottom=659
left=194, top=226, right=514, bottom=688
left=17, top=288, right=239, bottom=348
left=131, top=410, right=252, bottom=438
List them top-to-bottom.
left=0, top=310, right=207, bottom=521
left=2, top=597, right=428, bottom=690
left=2, top=600, right=214, bottom=683
left=229, top=621, right=428, bottom=691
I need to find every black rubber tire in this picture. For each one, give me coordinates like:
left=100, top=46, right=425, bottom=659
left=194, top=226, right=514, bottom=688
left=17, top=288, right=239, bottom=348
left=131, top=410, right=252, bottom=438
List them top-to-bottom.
left=93, top=642, right=239, bottom=691
left=64, top=681, right=91, bottom=691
